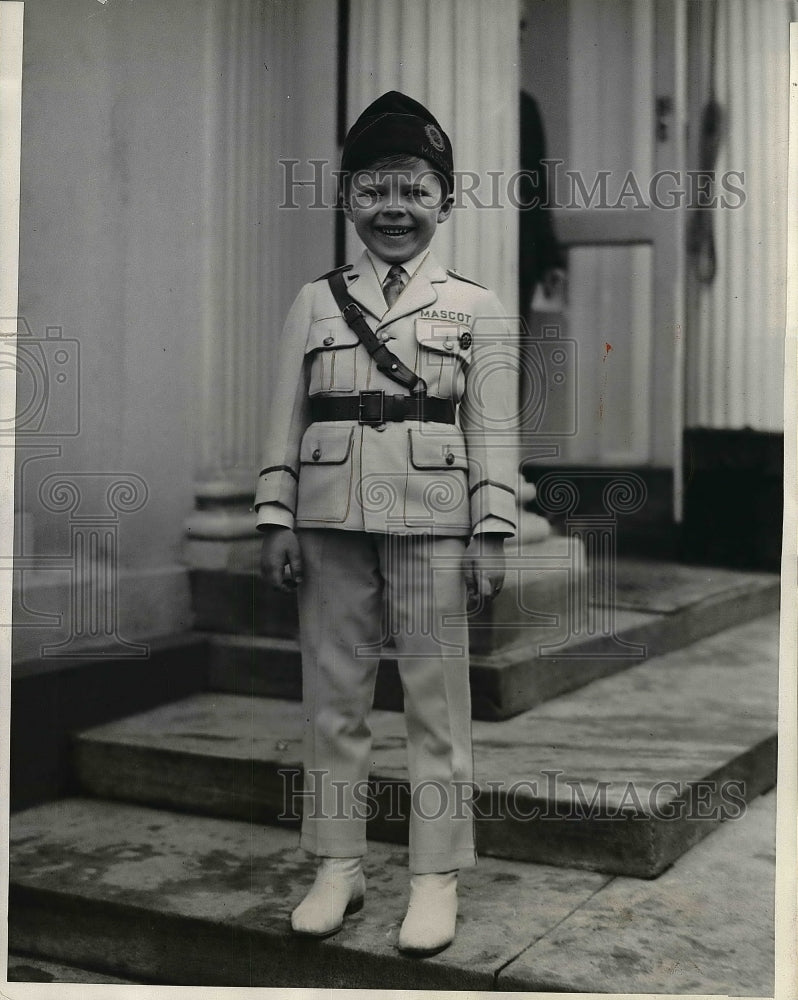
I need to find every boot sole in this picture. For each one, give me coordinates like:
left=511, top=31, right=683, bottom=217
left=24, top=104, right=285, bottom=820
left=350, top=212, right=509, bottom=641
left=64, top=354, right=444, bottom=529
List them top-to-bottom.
left=290, top=893, right=365, bottom=939
left=397, top=937, right=453, bottom=958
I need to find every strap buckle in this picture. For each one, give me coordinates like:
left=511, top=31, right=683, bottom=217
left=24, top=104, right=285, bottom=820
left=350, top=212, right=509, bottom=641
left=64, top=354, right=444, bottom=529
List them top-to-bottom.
left=341, top=302, right=363, bottom=323
left=358, top=390, right=385, bottom=425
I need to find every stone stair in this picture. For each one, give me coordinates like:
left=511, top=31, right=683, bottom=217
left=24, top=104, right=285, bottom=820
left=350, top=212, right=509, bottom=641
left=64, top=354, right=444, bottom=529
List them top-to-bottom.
left=195, top=557, right=779, bottom=719
left=7, top=559, right=780, bottom=991
left=69, top=613, right=778, bottom=877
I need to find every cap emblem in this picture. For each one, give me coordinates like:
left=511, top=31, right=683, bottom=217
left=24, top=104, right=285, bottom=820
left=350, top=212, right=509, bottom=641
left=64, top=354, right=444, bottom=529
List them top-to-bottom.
left=424, top=123, right=445, bottom=152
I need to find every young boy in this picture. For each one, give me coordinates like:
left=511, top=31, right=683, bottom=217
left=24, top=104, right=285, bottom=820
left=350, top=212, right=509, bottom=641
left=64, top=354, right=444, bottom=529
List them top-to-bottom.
left=256, top=91, right=517, bottom=955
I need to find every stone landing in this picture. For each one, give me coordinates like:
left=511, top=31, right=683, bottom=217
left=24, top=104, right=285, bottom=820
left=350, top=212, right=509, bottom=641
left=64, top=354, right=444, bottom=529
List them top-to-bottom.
left=8, top=790, right=776, bottom=992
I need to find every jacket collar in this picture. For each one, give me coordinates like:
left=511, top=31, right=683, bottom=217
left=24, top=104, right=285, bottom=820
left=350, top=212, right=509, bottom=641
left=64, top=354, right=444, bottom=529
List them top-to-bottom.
left=343, top=249, right=447, bottom=328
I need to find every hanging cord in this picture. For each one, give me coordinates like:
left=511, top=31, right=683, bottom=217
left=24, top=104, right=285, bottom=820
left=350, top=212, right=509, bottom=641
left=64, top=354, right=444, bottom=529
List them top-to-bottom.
left=687, top=0, right=725, bottom=284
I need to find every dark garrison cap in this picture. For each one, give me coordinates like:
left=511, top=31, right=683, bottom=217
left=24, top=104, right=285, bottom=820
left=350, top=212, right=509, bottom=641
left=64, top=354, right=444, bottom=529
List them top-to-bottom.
left=341, top=91, right=454, bottom=190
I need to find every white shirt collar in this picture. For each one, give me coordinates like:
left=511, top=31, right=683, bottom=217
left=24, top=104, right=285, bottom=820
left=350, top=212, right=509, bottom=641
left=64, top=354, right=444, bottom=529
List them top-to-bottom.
left=366, top=248, right=431, bottom=285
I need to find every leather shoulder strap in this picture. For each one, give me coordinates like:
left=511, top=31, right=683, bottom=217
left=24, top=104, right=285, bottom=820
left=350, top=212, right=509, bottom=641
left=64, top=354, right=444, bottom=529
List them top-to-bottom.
left=314, top=263, right=353, bottom=282
left=446, top=268, right=487, bottom=289
left=328, top=271, right=426, bottom=396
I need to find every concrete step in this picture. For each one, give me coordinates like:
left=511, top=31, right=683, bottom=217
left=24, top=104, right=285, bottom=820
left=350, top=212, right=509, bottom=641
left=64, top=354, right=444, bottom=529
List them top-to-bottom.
left=193, top=533, right=580, bottom=656
left=202, top=559, right=779, bottom=719
left=73, top=614, right=779, bottom=877
left=11, top=631, right=209, bottom=812
left=8, top=790, right=775, bottom=993
left=7, top=954, right=140, bottom=984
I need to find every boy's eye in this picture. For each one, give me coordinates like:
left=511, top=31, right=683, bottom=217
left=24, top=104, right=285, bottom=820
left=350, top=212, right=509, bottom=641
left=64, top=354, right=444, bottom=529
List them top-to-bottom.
left=410, top=186, right=440, bottom=206
left=351, top=188, right=381, bottom=208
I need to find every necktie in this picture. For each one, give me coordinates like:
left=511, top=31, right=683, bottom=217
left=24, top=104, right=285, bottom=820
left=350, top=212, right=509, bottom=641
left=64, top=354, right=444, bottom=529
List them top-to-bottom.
left=382, top=265, right=406, bottom=307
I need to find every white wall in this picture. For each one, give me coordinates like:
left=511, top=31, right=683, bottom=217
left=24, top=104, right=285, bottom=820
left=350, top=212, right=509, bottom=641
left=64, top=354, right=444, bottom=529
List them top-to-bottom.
left=14, top=0, right=337, bottom=657
left=18, top=0, right=206, bottom=569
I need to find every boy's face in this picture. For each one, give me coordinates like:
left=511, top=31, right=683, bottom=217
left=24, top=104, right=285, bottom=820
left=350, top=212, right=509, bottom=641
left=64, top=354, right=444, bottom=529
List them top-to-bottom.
left=343, top=159, right=452, bottom=264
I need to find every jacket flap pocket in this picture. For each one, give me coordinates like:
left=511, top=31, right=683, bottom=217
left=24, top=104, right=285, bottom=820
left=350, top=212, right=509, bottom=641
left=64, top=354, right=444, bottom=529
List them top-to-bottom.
left=415, top=318, right=472, bottom=359
left=306, top=319, right=360, bottom=353
left=300, top=424, right=354, bottom=464
left=408, top=428, right=468, bottom=470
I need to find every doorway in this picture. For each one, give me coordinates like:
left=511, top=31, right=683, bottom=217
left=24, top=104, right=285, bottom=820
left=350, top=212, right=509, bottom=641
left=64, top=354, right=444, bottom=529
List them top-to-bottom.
left=520, top=0, right=686, bottom=524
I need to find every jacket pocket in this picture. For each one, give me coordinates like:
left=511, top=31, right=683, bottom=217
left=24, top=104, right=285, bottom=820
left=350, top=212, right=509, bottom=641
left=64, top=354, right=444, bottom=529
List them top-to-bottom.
left=414, top=318, right=471, bottom=399
left=414, top=318, right=472, bottom=362
left=306, top=319, right=360, bottom=394
left=297, top=423, right=355, bottom=523
left=405, top=428, right=470, bottom=528
left=408, top=428, right=468, bottom=470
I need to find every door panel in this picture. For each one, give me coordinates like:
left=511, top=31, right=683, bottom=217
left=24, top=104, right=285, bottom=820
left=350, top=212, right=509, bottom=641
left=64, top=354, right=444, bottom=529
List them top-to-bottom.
left=565, top=245, right=653, bottom=465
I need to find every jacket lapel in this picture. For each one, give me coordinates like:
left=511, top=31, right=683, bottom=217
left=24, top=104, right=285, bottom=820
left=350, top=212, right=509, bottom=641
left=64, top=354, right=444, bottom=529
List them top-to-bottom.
left=341, top=250, right=448, bottom=329
left=342, top=251, right=388, bottom=322
left=377, top=252, right=447, bottom=329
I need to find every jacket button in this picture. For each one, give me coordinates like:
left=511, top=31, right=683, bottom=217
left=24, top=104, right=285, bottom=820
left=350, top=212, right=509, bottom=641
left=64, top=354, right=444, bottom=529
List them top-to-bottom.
left=323, top=336, right=334, bottom=346
left=312, top=448, right=322, bottom=461
left=445, top=451, right=455, bottom=465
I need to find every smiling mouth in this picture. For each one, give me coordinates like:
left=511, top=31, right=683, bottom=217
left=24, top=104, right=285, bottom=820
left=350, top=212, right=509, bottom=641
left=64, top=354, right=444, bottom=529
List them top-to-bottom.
left=377, top=226, right=413, bottom=237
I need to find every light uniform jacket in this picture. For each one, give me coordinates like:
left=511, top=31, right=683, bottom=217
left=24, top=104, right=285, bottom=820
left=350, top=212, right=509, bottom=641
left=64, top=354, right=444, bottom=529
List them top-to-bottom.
left=254, top=250, right=518, bottom=537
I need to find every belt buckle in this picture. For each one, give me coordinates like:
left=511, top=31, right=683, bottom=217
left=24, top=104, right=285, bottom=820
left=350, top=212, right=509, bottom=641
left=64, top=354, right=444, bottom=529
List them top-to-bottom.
left=358, top=390, right=385, bottom=425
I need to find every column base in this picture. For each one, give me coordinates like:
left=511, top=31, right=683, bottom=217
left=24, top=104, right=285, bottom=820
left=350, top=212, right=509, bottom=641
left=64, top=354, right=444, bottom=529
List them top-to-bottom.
left=183, top=501, right=261, bottom=572
left=516, top=511, right=553, bottom=545
left=189, top=529, right=585, bottom=653
left=469, top=531, right=584, bottom=656
left=183, top=534, right=262, bottom=573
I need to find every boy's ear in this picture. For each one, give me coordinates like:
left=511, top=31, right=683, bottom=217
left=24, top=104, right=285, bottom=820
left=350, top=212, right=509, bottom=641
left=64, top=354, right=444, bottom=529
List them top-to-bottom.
left=437, top=196, right=454, bottom=224
left=341, top=198, right=354, bottom=222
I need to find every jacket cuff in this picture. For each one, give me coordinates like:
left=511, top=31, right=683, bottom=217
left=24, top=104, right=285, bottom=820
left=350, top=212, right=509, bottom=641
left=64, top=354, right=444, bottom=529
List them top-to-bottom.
left=254, top=465, right=298, bottom=519
left=469, top=480, right=517, bottom=534
left=255, top=502, right=295, bottom=532
left=472, top=514, right=516, bottom=538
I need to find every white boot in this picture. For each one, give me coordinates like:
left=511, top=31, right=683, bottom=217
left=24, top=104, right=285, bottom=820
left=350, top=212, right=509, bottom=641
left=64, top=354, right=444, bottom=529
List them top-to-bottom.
left=290, top=857, right=365, bottom=937
left=398, top=871, right=458, bottom=955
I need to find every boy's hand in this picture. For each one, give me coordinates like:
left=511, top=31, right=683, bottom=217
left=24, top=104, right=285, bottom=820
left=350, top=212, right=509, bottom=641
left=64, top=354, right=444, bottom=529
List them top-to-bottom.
left=260, top=526, right=304, bottom=591
left=463, top=533, right=506, bottom=611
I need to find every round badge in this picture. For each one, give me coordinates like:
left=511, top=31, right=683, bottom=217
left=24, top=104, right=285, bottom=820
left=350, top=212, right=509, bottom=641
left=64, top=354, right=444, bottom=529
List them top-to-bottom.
left=424, top=123, right=446, bottom=152
left=458, top=331, right=472, bottom=350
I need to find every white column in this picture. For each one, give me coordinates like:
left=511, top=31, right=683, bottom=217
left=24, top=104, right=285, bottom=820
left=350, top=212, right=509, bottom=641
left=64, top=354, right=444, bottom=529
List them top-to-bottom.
left=184, top=0, right=337, bottom=566
left=184, top=0, right=272, bottom=554
left=347, top=0, right=548, bottom=541
left=347, top=0, right=519, bottom=313
left=686, top=0, right=793, bottom=431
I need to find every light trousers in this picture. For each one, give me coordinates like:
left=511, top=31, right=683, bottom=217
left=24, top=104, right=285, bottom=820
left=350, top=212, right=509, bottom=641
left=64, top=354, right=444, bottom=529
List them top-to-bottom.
left=296, top=528, right=476, bottom=873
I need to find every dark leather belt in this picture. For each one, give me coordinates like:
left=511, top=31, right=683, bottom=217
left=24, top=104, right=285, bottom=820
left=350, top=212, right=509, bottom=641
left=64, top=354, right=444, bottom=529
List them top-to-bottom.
left=310, top=391, right=456, bottom=426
